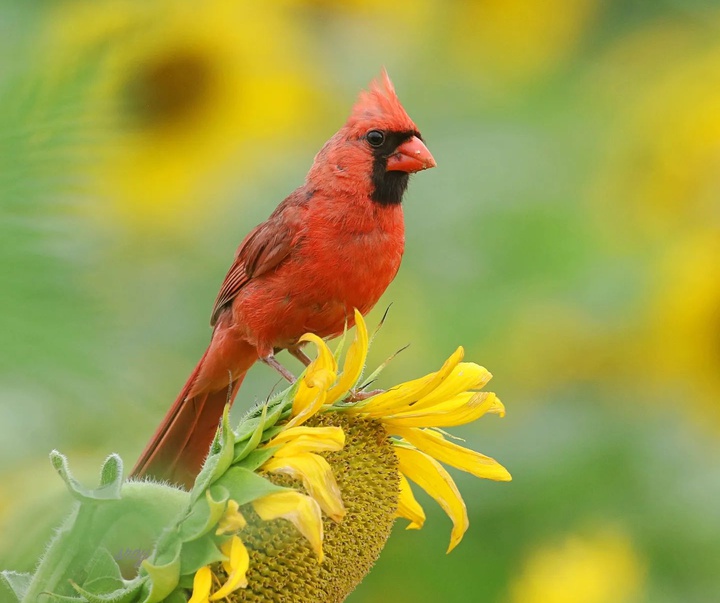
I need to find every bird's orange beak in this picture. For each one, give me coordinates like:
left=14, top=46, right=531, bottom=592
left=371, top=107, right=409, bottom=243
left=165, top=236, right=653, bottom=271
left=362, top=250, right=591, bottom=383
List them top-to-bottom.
left=386, top=136, right=436, bottom=173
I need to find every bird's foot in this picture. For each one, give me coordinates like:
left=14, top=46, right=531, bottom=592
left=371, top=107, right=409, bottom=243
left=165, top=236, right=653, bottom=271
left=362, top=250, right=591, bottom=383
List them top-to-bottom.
left=287, top=343, right=312, bottom=367
left=261, top=354, right=297, bottom=384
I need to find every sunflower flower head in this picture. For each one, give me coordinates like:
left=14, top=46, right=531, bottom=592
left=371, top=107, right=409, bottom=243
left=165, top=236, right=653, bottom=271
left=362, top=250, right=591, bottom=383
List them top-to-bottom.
left=1, top=310, right=510, bottom=603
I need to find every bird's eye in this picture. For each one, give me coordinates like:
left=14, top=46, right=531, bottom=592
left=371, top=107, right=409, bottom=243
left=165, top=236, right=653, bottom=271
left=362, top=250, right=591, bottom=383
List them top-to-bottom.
left=366, top=130, right=385, bottom=147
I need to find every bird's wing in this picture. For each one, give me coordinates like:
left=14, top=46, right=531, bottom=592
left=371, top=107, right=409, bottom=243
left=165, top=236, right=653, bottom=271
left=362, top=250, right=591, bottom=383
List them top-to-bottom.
left=210, top=195, right=306, bottom=326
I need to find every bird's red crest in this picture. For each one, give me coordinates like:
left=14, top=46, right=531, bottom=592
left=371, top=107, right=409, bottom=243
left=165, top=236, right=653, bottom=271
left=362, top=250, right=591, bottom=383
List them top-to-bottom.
left=345, top=69, right=418, bottom=135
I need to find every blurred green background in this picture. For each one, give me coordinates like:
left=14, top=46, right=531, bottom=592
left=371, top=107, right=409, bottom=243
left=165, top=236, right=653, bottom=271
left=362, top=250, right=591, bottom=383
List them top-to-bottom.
left=2, top=1, right=719, bottom=601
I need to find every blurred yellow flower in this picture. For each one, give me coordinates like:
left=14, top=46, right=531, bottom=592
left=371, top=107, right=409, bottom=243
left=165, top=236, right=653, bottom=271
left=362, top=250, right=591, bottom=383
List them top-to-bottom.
left=43, top=0, right=321, bottom=231
left=447, top=0, right=598, bottom=86
left=590, top=25, right=720, bottom=238
left=643, top=229, right=720, bottom=425
left=509, top=530, right=645, bottom=603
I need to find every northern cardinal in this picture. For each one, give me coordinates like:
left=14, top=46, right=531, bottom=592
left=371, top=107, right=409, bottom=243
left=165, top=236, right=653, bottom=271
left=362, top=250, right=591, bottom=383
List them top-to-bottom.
left=131, top=70, right=435, bottom=488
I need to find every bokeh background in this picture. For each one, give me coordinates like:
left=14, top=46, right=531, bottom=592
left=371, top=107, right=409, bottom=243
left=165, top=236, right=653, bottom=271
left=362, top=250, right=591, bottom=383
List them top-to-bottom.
left=1, top=1, right=719, bottom=601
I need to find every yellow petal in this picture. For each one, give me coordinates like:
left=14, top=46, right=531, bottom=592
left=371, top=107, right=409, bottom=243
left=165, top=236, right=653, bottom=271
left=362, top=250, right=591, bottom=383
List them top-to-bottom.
left=326, top=309, right=369, bottom=404
left=297, top=333, right=338, bottom=380
left=354, top=347, right=465, bottom=415
left=409, top=363, right=492, bottom=411
left=351, top=373, right=436, bottom=415
left=288, top=387, right=327, bottom=428
left=382, top=392, right=500, bottom=428
left=487, top=397, right=506, bottom=417
left=268, top=426, right=345, bottom=455
left=391, top=427, right=512, bottom=482
left=395, top=447, right=469, bottom=553
left=264, top=453, right=346, bottom=522
left=396, top=472, right=425, bottom=530
left=253, top=490, right=324, bottom=562
left=216, top=499, right=247, bottom=535
left=210, top=535, right=249, bottom=599
left=188, top=566, right=211, bottom=603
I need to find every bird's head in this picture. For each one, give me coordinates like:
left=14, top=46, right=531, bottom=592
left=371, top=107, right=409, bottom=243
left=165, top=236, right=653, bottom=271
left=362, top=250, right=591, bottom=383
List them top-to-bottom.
left=310, top=69, right=436, bottom=206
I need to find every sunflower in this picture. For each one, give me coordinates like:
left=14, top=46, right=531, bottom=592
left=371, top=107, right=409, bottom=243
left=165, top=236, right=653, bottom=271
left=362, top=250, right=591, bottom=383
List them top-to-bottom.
left=42, top=0, right=321, bottom=231
left=445, top=0, right=599, bottom=88
left=588, top=24, right=720, bottom=241
left=639, top=229, right=720, bottom=428
left=3, top=311, right=510, bottom=603
left=509, top=529, right=645, bottom=603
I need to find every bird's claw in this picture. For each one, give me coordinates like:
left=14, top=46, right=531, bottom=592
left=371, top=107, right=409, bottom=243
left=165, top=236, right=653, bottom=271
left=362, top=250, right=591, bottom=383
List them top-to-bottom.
left=261, top=353, right=297, bottom=384
left=348, top=388, right=384, bottom=402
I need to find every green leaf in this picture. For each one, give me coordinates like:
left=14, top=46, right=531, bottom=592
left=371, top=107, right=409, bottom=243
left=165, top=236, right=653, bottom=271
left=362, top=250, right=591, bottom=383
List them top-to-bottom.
left=233, top=404, right=267, bottom=463
left=236, top=446, right=280, bottom=472
left=50, top=451, right=122, bottom=503
left=213, top=467, right=287, bottom=506
left=178, top=487, right=228, bottom=542
left=178, top=538, right=226, bottom=576
left=140, top=545, right=181, bottom=603
left=0, top=571, right=31, bottom=601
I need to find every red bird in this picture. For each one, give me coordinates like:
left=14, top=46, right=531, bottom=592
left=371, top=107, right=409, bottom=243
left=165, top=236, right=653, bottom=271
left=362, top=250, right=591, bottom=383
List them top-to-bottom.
left=131, top=70, right=436, bottom=488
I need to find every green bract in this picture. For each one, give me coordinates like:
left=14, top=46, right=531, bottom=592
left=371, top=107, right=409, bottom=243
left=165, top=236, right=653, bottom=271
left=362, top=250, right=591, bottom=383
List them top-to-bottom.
left=1, top=391, right=303, bottom=603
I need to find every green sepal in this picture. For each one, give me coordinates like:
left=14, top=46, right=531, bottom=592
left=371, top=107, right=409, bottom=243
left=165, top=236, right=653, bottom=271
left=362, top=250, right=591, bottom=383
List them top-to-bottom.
left=333, top=321, right=349, bottom=363
left=353, top=344, right=409, bottom=403
left=264, top=396, right=292, bottom=431
left=234, top=397, right=284, bottom=445
left=233, top=404, right=267, bottom=463
left=190, top=406, right=235, bottom=503
left=258, top=425, right=284, bottom=442
left=236, top=446, right=280, bottom=472
left=50, top=451, right=122, bottom=503
left=99, top=455, right=124, bottom=493
left=213, top=467, right=287, bottom=506
left=178, top=487, right=228, bottom=542
left=148, top=529, right=181, bottom=567
left=178, top=537, right=226, bottom=575
left=140, top=545, right=181, bottom=603
left=76, top=548, right=124, bottom=595
left=85, top=548, right=123, bottom=585
left=0, top=571, right=31, bottom=601
left=70, top=576, right=146, bottom=603
left=163, top=590, right=188, bottom=603
left=35, top=593, right=85, bottom=602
